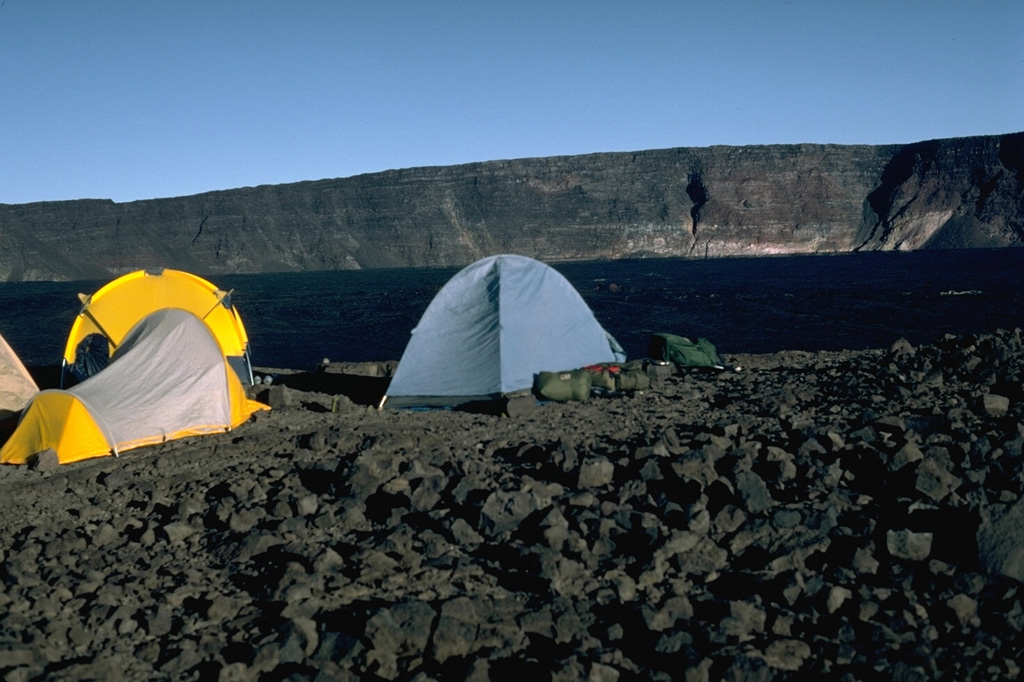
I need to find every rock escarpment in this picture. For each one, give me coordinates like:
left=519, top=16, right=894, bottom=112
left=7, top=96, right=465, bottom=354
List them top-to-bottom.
left=0, top=133, right=1021, bottom=282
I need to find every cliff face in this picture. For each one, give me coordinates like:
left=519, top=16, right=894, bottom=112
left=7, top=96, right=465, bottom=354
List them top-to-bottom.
left=1, top=133, right=1021, bottom=282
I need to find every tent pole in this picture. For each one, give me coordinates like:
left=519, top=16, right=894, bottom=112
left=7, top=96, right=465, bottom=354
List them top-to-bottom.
left=201, top=289, right=235, bottom=321
left=78, top=304, right=117, bottom=352
left=244, top=345, right=254, bottom=386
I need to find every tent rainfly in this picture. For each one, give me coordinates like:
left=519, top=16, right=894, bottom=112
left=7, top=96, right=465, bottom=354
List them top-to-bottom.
left=381, top=254, right=625, bottom=408
left=62, top=268, right=254, bottom=386
left=1, top=308, right=267, bottom=465
left=0, top=332, right=37, bottom=416
left=1, top=332, right=38, bottom=439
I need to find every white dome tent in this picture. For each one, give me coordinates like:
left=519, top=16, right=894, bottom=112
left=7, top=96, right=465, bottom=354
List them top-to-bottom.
left=382, top=254, right=625, bottom=408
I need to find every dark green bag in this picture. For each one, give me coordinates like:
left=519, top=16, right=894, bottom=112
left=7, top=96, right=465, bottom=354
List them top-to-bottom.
left=647, top=334, right=724, bottom=368
left=582, top=362, right=651, bottom=391
left=587, top=367, right=618, bottom=390
left=615, top=367, right=650, bottom=390
left=534, top=370, right=592, bottom=402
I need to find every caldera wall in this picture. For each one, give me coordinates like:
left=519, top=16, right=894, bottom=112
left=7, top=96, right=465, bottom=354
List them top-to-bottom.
left=0, top=133, right=1021, bottom=282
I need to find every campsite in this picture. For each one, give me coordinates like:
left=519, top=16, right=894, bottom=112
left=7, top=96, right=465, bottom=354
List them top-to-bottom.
left=0, top=254, right=1023, bottom=680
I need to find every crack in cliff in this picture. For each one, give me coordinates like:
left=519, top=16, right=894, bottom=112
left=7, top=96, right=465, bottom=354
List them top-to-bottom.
left=975, top=169, right=1005, bottom=212
left=686, top=172, right=709, bottom=254
left=686, top=173, right=708, bottom=237
left=191, top=216, right=208, bottom=246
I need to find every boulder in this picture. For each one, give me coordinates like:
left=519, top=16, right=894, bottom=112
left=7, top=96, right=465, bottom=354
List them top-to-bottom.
left=27, top=448, right=60, bottom=472
left=480, top=490, right=536, bottom=536
left=977, top=498, right=1024, bottom=582
left=886, top=529, right=933, bottom=561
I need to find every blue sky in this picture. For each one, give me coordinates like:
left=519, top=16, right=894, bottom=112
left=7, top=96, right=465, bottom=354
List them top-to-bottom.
left=1, top=1, right=1021, bottom=204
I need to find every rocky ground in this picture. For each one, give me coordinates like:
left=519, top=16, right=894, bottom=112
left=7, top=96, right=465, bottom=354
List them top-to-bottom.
left=1, top=329, right=1023, bottom=681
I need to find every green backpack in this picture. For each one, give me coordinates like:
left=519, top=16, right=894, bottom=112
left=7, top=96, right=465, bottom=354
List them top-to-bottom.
left=647, top=334, right=724, bottom=368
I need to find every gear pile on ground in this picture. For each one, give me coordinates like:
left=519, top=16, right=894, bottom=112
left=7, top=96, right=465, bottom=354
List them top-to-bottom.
left=1, top=329, right=1023, bottom=681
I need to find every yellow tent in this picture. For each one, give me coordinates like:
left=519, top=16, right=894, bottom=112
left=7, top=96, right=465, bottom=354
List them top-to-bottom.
left=62, top=268, right=253, bottom=386
left=3, top=309, right=267, bottom=465
left=4, top=391, right=114, bottom=463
